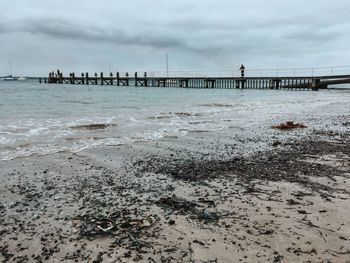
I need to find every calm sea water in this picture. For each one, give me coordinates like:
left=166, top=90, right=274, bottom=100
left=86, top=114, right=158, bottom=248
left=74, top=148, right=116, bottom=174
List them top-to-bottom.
left=0, top=80, right=349, bottom=161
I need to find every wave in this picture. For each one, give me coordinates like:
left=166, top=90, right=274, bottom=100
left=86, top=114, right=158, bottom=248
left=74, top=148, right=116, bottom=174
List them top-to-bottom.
left=63, top=100, right=95, bottom=105
left=197, top=103, right=241, bottom=107
left=148, top=112, right=205, bottom=119
left=174, top=112, right=204, bottom=117
left=147, top=115, right=173, bottom=120
left=189, top=121, right=215, bottom=125
left=69, top=123, right=117, bottom=130
left=0, top=128, right=179, bottom=161
left=180, top=129, right=210, bottom=133
left=0, top=136, right=13, bottom=144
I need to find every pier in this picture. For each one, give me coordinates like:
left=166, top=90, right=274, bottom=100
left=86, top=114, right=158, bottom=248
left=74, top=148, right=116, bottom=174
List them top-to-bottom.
left=42, top=66, right=350, bottom=91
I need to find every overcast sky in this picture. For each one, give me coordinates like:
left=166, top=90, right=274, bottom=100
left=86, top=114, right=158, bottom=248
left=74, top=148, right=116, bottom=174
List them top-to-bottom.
left=0, top=0, right=350, bottom=76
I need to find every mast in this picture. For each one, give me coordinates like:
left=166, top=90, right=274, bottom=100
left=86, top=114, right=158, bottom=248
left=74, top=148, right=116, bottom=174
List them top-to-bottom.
left=166, top=52, right=169, bottom=77
left=9, top=61, right=12, bottom=76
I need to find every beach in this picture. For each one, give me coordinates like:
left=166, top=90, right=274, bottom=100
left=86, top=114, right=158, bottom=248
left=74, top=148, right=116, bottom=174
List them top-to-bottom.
left=1, top=82, right=350, bottom=262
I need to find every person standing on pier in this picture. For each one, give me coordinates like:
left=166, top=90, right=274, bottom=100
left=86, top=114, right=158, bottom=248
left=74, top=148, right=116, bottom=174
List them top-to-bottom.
left=240, top=64, right=245, bottom=78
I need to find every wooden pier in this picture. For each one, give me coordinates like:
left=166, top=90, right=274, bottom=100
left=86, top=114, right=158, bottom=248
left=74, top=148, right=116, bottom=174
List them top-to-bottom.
left=41, top=69, right=350, bottom=91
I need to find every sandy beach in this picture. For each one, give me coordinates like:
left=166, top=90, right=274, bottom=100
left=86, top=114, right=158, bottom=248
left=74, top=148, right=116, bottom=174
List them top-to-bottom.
left=2, top=0, right=350, bottom=261
left=1, top=113, right=350, bottom=263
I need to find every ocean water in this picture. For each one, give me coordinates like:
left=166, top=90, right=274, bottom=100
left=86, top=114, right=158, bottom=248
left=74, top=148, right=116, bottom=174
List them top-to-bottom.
left=0, top=80, right=349, bottom=161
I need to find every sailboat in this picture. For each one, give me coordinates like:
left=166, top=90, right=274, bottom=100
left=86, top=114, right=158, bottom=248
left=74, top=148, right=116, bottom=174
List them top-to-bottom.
left=0, top=61, right=23, bottom=81
left=1, top=75, right=19, bottom=81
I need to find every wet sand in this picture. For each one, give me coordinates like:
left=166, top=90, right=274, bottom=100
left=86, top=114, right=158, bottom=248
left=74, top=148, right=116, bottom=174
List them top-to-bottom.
left=1, top=119, right=350, bottom=262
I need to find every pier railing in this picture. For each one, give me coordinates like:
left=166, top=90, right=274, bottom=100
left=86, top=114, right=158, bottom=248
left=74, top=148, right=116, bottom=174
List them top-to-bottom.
left=43, top=65, right=350, bottom=91
left=146, top=66, right=350, bottom=78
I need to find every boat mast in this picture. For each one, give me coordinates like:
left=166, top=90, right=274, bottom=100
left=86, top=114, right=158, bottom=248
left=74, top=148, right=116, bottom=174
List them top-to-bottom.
left=165, top=52, right=169, bottom=77
left=9, top=61, right=12, bottom=76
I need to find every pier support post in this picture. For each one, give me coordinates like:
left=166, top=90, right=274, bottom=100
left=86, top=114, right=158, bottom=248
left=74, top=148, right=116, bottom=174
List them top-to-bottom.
left=100, top=72, right=104, bottom=85
left=116, top=72, right=120, bottom=86
left=126, top=72, right=129, bottom=86
left=135, top=72, right=138, bottom=87
left=144, top=72, right=148, bottom=87
left=81, top=73, right=85, bottom=85
left=85, top=73, right=89, bottom=85
left=110, top=73, right=113, bottom=85
left=311, top=78, right=321, bottom=91
left=180, top=79, right=189, bottom=88
left=275, top=79, right=280, bottom=89
left=207, top=80, right=215, bottom=88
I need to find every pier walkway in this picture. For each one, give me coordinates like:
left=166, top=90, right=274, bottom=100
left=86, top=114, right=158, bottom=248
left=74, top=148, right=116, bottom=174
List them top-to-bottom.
left=42, top=66, right=350, bottom=91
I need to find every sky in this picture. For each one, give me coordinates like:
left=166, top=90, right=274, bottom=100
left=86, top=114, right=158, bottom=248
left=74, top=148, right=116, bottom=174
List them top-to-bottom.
left=0, top=0, right=350, bottom=76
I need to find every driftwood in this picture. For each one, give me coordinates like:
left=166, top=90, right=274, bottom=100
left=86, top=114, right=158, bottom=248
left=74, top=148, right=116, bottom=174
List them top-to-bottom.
left=272, top=121, right=307, bottom=130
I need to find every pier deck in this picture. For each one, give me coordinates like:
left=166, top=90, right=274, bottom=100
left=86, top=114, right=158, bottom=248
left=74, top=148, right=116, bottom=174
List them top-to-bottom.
left=41, top=71, right=350, bottom=91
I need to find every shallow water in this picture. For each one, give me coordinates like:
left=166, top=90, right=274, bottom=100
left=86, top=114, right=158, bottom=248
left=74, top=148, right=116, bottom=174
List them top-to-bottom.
left=0, top=80, right=349, bottom=160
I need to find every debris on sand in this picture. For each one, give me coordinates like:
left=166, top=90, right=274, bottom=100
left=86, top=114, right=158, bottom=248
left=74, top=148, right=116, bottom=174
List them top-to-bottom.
left=2, top=121, right=350, bottom=262
left=272, top=121, right=307, bottom=130
left=272, top=141, right=282, bottom=147
left=156, top=195, right=199, bottom=215
left=156, top=195, right=224, bottom=223
left=287, top=199, right=301, bottom=206
left=195, top=208, right=222, bottom=222
left=75, top=209, right=158, bottom=252
left=77, top=211, right=157, bottom=236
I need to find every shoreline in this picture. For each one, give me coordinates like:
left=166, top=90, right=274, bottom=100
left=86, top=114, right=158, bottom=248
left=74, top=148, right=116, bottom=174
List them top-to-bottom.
left=1, top=85, right=350, bottom=162
left=0, top=119, right=350, bottom=262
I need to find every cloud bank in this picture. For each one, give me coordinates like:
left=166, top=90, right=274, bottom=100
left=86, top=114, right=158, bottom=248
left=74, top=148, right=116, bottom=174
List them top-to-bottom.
left=0, top=0, right=349, bottom=76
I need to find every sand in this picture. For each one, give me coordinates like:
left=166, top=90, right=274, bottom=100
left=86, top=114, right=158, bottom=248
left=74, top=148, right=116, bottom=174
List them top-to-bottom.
left=1, top=119, right=350, bottom=262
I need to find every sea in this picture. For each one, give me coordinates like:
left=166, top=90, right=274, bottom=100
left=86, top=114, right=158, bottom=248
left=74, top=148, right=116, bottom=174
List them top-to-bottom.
left=0, top=80, right=349, bottom=161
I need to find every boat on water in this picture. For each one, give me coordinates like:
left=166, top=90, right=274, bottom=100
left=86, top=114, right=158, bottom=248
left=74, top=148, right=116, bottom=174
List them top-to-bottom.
left=1, top=62, right=26, bottom=81
left=1, top=75, right=20, bottom=81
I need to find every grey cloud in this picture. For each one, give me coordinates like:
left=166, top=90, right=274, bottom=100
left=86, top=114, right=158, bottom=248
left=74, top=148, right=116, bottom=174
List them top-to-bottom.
left=0, top=0, right=350, bottom=76
left=3, top=17, right=220, bottom=53
left=16, top=18, right=190, bottom=50
left=283, top=26, right=343, bottom=43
